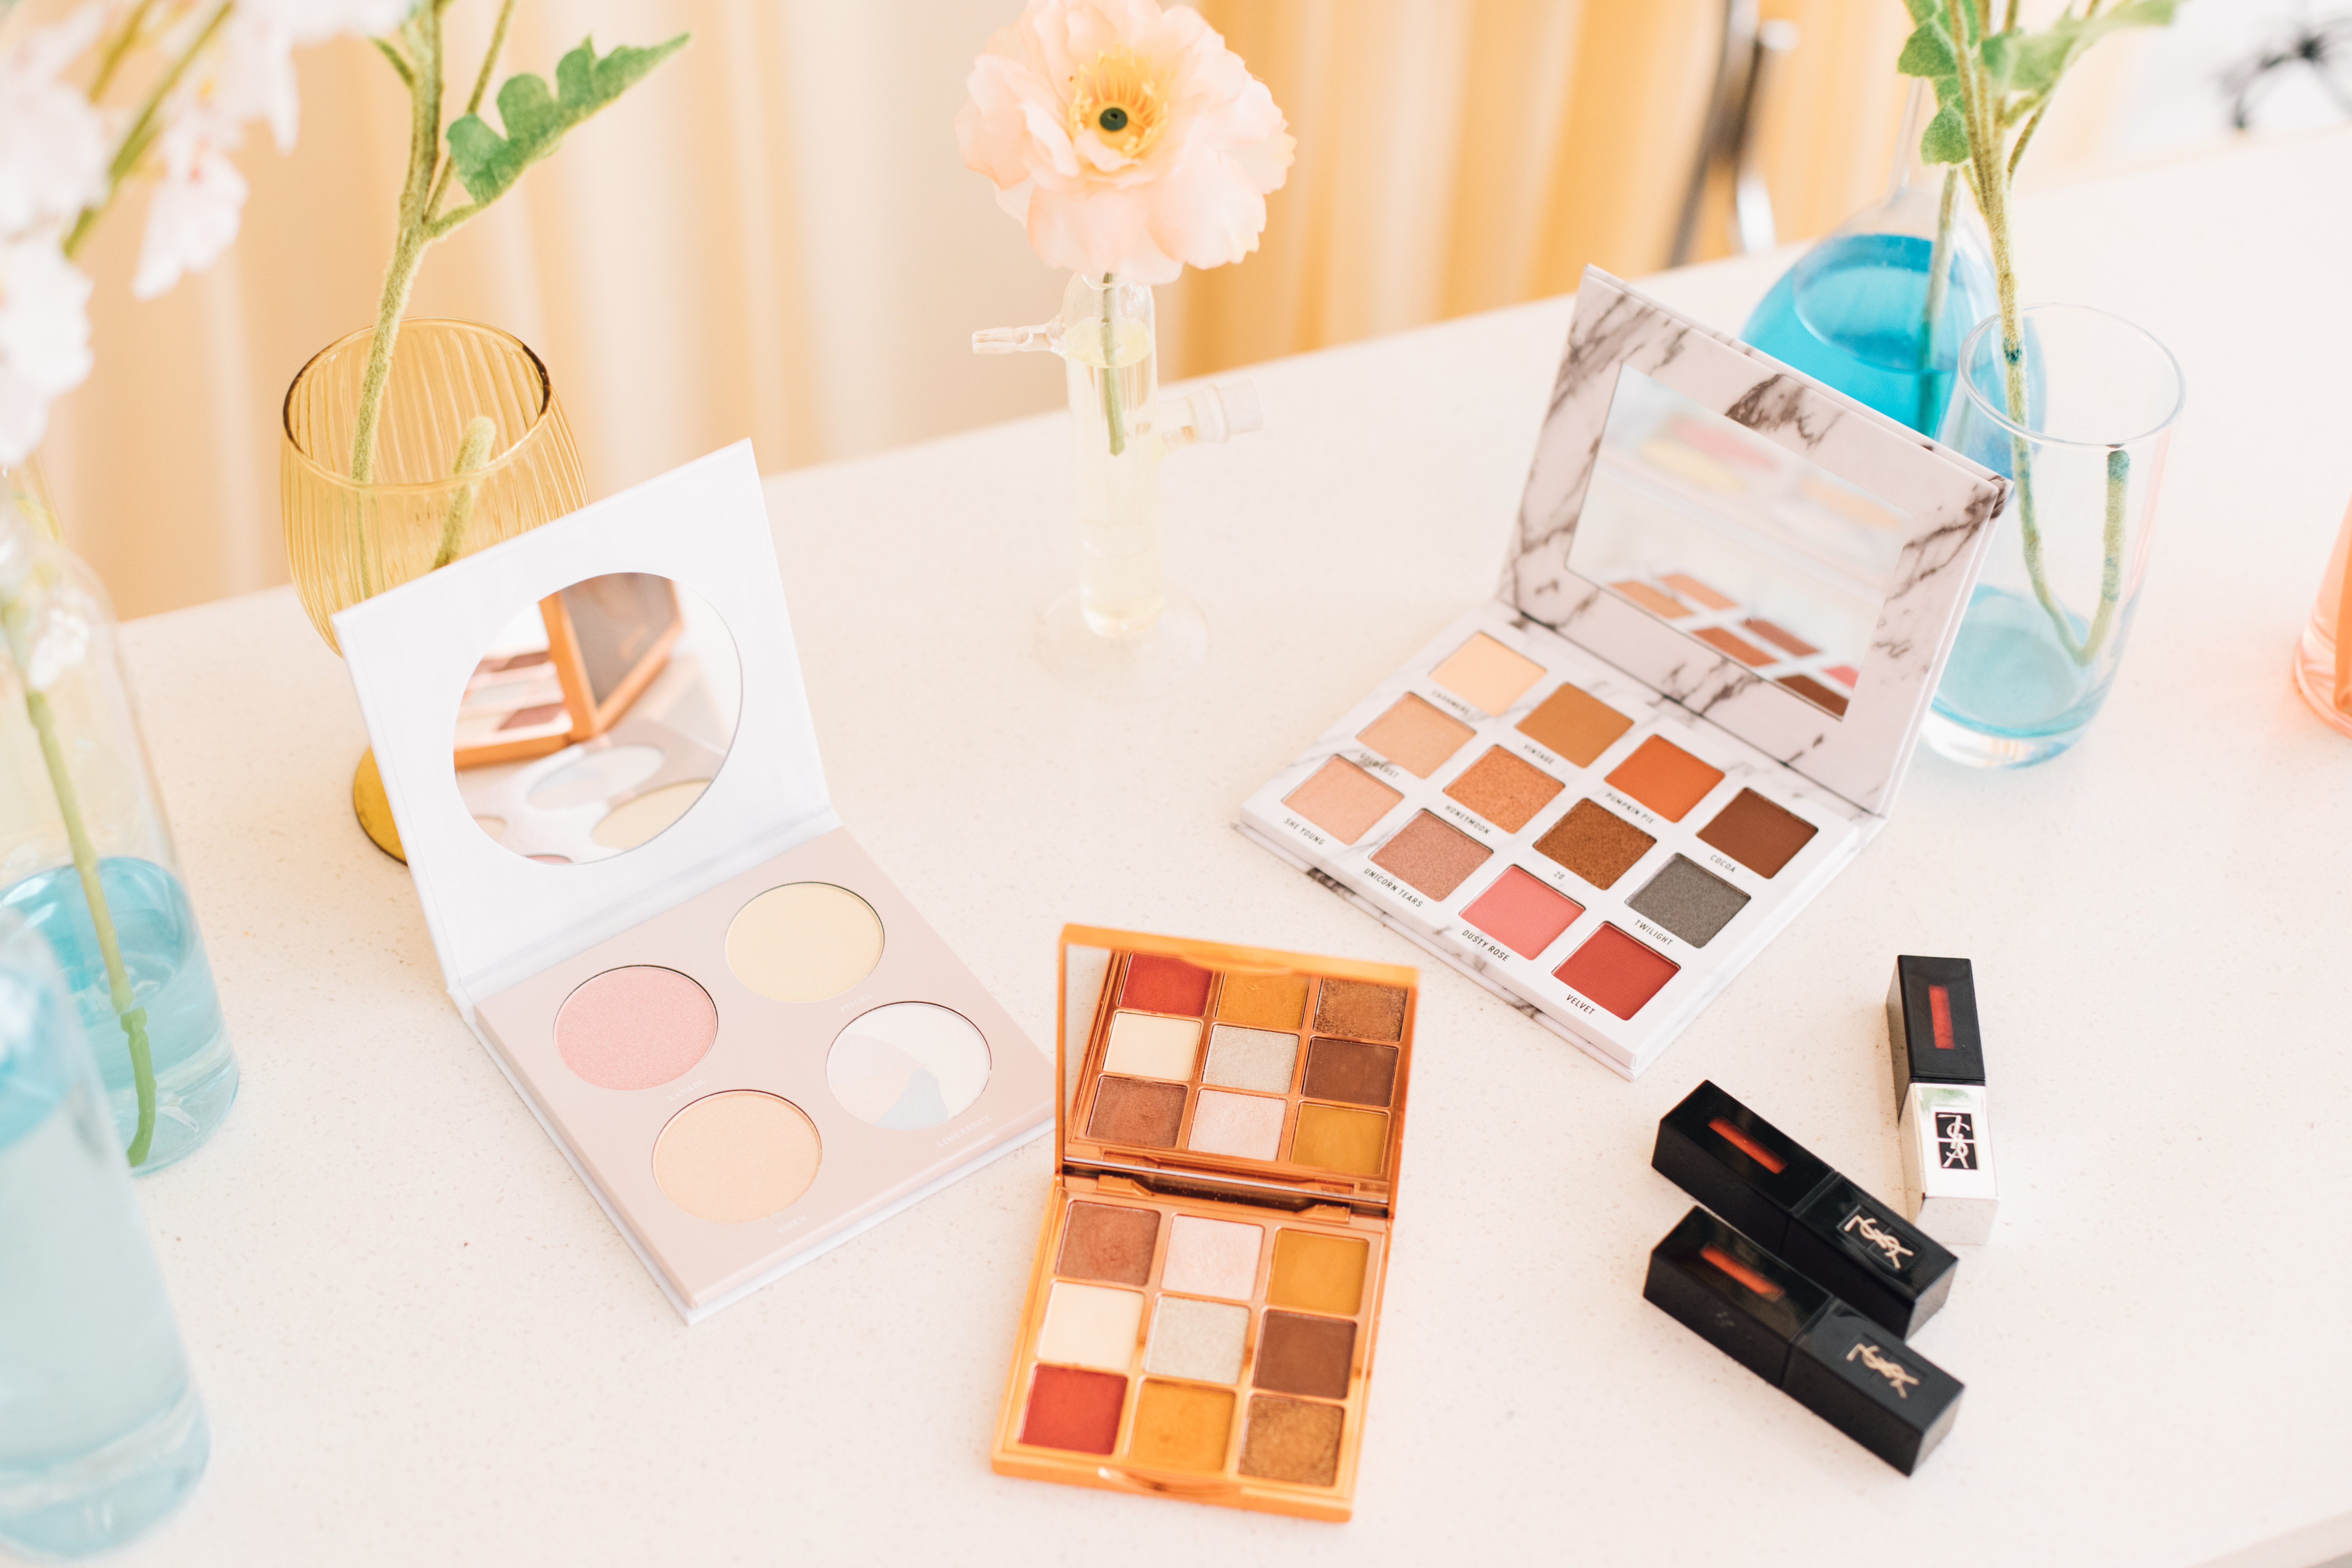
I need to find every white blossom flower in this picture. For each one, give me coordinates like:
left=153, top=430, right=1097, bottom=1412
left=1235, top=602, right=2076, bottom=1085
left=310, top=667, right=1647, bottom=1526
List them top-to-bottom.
left=206, top=0, right=420, bottom=152
left=0, top=7, right=109, bottom=234
left=131, top=115, right=248, bottom=300
left=0, top=235, right=94, bottom=464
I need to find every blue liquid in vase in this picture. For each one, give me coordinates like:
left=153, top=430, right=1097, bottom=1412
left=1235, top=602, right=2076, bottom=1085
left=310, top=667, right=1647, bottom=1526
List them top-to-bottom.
left=1742, top=232, right=1994, bottom=437
left=0, top=858, right=236, bottom=1171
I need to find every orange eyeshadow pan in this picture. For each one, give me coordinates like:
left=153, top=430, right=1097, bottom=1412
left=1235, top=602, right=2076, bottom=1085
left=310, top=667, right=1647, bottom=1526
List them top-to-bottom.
left=1605, top=737, right=1724, bottom=822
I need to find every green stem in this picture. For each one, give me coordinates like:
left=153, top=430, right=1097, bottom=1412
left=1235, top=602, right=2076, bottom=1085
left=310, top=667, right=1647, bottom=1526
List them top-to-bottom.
left=87, top=0, right=158, bottom=100
left=425, top=0, right=516, bottom=223
left=61, top=1, right=232, bottom=264
left=350, top=8, right=445, bottom=485
left=1916, top=167, right=1958, bottom=434
left=1101, top=273, right=1126, bottom=458
left=431, top=415, right=497, bottom=569
left=1, top=593, right=154, bottom=1166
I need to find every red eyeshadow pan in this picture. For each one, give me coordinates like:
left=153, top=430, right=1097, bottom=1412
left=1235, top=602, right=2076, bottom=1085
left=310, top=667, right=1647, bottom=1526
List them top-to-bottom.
left=1461, top=867, right=1583, bottom=959
left=1554, top=925, right=1679, bottom=1019
left=1121, top=955, right=1212, bottom=1017
left=1022, top=1365, right=1127, bottom=1454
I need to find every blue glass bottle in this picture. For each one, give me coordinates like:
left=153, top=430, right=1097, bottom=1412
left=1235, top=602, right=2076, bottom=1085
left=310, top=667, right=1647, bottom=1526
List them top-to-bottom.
left=1741, top=91, right=1996, bottom=436
left=0, top=496, right=237, bottom=1172
left=0, top=910, right=211, bottom=1558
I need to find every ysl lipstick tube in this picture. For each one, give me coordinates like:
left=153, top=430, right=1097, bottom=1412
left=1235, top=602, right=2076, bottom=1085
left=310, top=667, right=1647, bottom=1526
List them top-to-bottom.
left=1887, top=955, right=1996, bottom=1244
left=1652, top=1080, right=1957, bottom=1336
left=1644, top=1207, right=1964, bottom=1474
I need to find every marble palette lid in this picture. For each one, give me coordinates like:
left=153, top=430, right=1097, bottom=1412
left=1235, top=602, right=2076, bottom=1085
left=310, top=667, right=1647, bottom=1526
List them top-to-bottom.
left=1503, top=268, right=2009, bottom=817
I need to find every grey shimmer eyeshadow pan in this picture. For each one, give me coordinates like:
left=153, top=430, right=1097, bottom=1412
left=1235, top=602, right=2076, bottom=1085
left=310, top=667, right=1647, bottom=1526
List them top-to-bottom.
left=1626, top=855, right=1751, bottom=947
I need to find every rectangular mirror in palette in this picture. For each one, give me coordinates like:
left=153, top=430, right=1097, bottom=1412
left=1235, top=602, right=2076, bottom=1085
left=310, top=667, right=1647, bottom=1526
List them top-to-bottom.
left=1239, top=269, right=2010, bottom=1081
left=993, top=927, right=1416, bottom=1521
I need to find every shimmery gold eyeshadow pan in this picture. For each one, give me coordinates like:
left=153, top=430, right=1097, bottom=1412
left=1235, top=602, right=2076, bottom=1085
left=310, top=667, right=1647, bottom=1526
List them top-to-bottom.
left=1237, top=270, right=2009, bottom=1078
left=995, top=929, right=1414, bottom=1521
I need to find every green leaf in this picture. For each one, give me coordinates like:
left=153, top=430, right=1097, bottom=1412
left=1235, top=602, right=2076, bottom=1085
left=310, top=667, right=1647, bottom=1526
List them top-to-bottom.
left=1901, top=0, right=1940, bottom=23
left=2000, top=0, right=2180, bottom=98
left=1896, top=21, right=1957, bottom=79
left=1979, top=29, right=2019, bottom=92
left=2007, top=30, right=2073, bottom=94
left=446, top=33, right=690, bottom=208
left=1931, top=72, right=1964, bottom=110
left=1919, top=103, right=1971, bottom=165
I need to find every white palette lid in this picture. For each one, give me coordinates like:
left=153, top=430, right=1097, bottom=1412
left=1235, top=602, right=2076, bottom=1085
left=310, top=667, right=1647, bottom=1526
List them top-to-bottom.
left=1504, top=269, right=2010, bottom=816
left=335, top=443, right=840, bottom=1013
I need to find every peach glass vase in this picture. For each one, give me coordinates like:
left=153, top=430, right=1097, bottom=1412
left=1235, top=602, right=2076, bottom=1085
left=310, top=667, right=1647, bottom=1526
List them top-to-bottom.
left=280, top=320, right=588, bottom=856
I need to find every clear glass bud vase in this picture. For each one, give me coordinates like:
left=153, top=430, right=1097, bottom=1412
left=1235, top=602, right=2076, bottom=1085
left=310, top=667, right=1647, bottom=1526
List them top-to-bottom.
left=979, top=274, right=1261, bottom=700
left=1924, top=306, right=2184, bottom=766
left=0, top=497, right=237, bottom=1171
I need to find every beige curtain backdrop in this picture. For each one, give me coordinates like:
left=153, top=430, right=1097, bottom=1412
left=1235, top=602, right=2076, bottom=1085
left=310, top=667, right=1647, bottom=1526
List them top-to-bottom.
left=41, top=0, right=2146, bottom=620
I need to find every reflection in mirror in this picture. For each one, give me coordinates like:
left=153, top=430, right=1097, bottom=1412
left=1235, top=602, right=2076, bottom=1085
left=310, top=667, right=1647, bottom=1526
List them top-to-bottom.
left=1567, top=366, right=1913, bottom=719
left=453, top=574, right=741, bottom=863
left=1064, top=945, right=1112, bottom=1123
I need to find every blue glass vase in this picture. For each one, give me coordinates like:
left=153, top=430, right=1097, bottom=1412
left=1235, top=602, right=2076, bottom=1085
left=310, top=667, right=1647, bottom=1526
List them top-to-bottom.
left=1741, top=92, right=1996, bottom=436
left=0, top=494, right=237, bottom=1172
left=0, top=910, right=211, bottom=1558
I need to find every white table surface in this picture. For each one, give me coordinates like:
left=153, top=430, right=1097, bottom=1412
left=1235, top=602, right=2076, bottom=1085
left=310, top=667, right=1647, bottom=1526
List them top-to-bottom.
left=90, top=128, right=2352, bottom=1568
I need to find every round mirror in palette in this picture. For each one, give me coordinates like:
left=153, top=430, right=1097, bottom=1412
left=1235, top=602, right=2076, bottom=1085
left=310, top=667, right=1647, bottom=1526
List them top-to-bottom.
left=452, top=573, right=741, bottom=864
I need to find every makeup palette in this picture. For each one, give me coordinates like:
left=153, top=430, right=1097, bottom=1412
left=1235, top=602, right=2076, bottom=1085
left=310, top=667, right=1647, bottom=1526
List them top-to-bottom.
left=1240, top=270, right=2008, bottom=1078
left=335, top=445, right=1054, bottom=1321
left=993, top=929, right=1415, bottom=1520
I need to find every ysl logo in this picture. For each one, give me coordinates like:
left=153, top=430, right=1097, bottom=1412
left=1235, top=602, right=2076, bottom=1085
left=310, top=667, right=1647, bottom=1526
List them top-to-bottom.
left=1934, top=1110, right=1977, bottom=1170
left=1840, top=1209, right=1915, bottom=1269
left=1846, top=1341, right=1921, bottom=1399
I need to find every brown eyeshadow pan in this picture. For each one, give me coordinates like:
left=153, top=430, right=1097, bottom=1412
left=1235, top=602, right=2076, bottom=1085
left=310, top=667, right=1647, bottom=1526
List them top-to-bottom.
left=1694, top=626, right=1774, bottom=667
left=1516, top=682, right=1634, bottom=767
left=1357, top=693, right=1475, bottom=779
left=1442, top=747, right=1563, bottom=832
left=1697, top=787, right=1820, bottom=877
left=1533, top=798, right=1656, bottom=889
left=1370, top=811, right=1491, bottom=900
left=1312, top=979, right=1406, bottom=1043
left=1302, top=1039, right=1398, bottom=1108
left=1088, top=1076, right=1187, bottom=1147
left=1058, top=1201, right=1161, bottom=1287
left=1254, top=1312, right=1356, bottom=1400
left=1240, top=1395, right=1345, bottom=1486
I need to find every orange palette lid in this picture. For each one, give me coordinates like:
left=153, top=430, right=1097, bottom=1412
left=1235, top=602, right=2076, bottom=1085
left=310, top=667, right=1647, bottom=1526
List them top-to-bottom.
left=1056, top=926, right=1417, bottom=1218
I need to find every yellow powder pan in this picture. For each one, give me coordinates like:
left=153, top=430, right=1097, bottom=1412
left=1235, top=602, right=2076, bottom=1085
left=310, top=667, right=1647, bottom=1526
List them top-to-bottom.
left=991, top=926, right=1416, bottom=1521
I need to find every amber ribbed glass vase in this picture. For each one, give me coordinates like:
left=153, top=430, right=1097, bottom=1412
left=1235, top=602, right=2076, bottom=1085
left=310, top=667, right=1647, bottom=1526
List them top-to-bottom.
left=281, top=319, right=587, bottom=653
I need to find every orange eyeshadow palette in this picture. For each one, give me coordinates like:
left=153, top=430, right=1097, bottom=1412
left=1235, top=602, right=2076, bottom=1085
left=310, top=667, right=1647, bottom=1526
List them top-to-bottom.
left=1239, top=270, right=2007, bottom=1079
left=993, top=929, right=1414, bottom=1521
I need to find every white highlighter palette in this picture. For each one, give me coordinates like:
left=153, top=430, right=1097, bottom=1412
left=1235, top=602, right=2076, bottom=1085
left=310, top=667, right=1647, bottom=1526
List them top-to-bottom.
left=1241, top=271, right=2009, bottom=1079
left=336, top=444, right=1054, bottom=1321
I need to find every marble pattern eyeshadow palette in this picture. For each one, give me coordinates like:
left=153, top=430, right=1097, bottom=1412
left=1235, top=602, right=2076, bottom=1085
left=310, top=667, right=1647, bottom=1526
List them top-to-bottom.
left=1239, top=270, right=2006, bottom=1080
left=993, top=930, right=1414, bottom=1521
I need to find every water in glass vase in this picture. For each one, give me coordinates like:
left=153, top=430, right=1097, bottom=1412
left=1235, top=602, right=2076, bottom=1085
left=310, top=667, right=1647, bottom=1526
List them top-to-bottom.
left=1742, top=232, right=1993, bottom=436
left=1064, top=316, right=1162, bottom=637
left=0, top=858, right=237, bottom=1171
left=0, top=919, right=210, bottom=1559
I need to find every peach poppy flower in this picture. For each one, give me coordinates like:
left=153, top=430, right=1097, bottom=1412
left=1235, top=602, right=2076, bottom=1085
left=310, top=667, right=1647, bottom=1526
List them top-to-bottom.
left=957, top=0, right=1293, bottom=282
